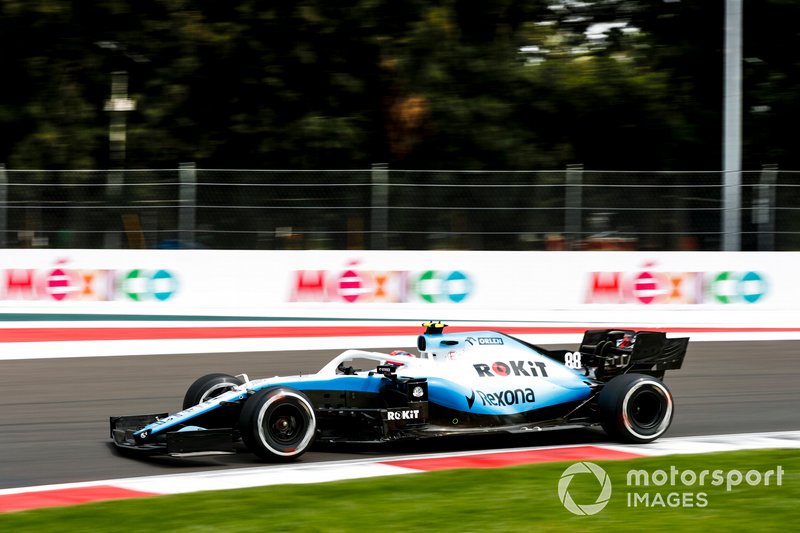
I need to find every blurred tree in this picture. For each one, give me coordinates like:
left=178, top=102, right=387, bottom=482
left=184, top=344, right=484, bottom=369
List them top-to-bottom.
left=0, top=0, right=798, bottom=172
left=0, top=0, right=105, bottom=168
left=739, top=0, right=800, bottom=169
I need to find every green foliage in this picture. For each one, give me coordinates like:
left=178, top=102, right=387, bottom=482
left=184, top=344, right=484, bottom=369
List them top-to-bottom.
left=0, top=1, right=797, bottom=170
left=0, top=449, right=797, bottom=532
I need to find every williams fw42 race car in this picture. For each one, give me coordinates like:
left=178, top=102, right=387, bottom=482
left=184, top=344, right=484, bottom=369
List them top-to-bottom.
left=110, top=323, right=689, bottom=461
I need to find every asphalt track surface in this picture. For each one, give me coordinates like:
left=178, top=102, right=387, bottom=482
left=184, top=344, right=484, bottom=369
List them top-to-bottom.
left=2, top=341, right=799, bottom=490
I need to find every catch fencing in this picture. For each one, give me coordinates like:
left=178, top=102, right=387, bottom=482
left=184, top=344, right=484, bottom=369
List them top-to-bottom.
left=0, top=165, right=797, bottom=251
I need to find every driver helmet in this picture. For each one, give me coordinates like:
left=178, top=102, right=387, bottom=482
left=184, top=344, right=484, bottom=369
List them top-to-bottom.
left=389, top=350, right=414, bottom=359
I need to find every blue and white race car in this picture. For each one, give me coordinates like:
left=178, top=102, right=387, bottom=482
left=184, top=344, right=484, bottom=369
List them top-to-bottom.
left=110, top=323, right=688, bottom=461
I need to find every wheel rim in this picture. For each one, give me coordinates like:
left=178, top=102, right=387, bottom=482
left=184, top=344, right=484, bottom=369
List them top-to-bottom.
left=621, top=380, right=672, bottom=440
left=628, top=389, right=664, bottom=429
left=255, top=392, right=316, bottom=457
left=266, top=404, right=304, bottom=446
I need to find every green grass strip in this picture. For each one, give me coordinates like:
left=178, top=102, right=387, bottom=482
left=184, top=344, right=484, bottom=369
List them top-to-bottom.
left=1, top=449, right=797, bottom=532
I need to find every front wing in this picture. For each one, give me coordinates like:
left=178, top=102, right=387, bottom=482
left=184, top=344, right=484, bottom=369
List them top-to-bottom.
left=110, top=414, right=236, bottom=456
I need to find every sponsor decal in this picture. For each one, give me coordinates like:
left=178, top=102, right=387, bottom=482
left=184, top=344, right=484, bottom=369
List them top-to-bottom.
left=1, top=259, right=178, bottom=302
left=289, top=260, right=473, bottom=304
left=585, top=262, right=768, bottom=305
left=478, top=337, right=504, bottom=345
left=564, top=352, right=583, bottom=369
left=473, top=360, right=549, bottom=378
left=471, top=388, right=536, bottom=407
left=465, top=390, right=476, bottom=409
left=181, top=403, right=212, bottom=416
left=386, top=409, right=421, bottom=421
left=150, top=415, right=178, bottom=427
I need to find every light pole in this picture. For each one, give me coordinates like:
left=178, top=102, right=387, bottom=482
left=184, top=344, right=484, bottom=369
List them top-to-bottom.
left=723, top=0, right=742, bottom=251
left=96, top=41, right=144, bottom=248
left=103, top=69, right=135, bottom=248
left=105, top=70, right=135, bottom=170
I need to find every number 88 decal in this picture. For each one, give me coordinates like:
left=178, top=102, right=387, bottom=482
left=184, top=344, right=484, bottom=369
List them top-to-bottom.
left=564, top=352, right=583, bottom=369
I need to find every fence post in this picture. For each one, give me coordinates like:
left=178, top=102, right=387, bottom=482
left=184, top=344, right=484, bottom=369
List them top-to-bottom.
left=179, top=162, right=197, bottom=248
left=371, top=163, right=389, bottom=250
left=0, top=164, right=6, bottom=248
left=565, top=164, right=583, bottom=249
left=753, top=164, right=778, bottom=251
left=104, top=167, right=123, bottom=248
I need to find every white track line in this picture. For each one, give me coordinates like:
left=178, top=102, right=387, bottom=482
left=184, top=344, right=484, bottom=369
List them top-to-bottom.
left=2, top=430, right=798, bottom=498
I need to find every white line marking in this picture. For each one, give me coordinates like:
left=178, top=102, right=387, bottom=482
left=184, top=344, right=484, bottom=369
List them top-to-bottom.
left=2, top=430, right=798, bottom=498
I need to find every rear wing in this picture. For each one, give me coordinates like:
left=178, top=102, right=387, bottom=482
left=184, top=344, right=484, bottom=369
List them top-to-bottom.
left=579, top=329, right=689, bottom=379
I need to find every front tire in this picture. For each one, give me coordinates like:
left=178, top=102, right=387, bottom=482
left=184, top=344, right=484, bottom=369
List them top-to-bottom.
left=183, top=373, right=244, bottom=410
left=598, top=373, right=674, bottom=443
left=239, top=387, right=316, bottom=461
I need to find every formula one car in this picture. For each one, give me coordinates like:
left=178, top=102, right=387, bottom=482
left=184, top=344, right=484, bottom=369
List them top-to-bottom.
left=110, top=323, right=688, bottom=461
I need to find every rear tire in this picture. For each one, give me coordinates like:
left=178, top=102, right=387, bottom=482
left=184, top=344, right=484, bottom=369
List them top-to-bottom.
left=183, top=373, right=244, bottom=410
left=598, top=373, right=674, bottom=443
left=239, top=387, right=316, bottom=461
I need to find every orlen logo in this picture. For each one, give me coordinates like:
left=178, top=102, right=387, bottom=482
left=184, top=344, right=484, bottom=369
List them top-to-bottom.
left=290, top=261, right=473, bottom=304
left=585, top=262, right=768, bottom=305
left=474, top=361, right=548, bottom=378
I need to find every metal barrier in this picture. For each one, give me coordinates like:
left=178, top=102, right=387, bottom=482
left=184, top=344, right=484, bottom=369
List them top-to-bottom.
left=0, top=165, right=797, bottom=251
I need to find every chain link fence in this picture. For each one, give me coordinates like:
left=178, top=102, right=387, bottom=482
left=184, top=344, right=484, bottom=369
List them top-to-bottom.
left=0, top=165, right=798, bottom=251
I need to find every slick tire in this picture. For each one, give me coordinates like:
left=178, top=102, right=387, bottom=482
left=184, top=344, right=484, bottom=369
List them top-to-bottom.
left=183, top=373, right=244, bottom=410
left=598, top=373, right=674, bottom=444
left=239, top=387, right=317, bottom=461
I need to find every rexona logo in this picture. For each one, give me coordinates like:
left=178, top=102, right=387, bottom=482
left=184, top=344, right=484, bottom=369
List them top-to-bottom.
left=1, top=261, right=178, bottom=302
left=289, top=261, right=473, bottom=304
left=585, top=262, right=768, bottom=305
left=474, top=361, right=549, bottom=378
left=472, top=388, right=536, bottom=407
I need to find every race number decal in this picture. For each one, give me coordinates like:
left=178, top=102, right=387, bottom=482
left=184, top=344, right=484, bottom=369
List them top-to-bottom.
left=564, top=351, right=582, bottom=369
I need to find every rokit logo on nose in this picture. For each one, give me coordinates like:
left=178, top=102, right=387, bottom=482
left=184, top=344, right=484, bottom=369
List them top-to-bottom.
left=473, top=361, right=548, bottom=377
